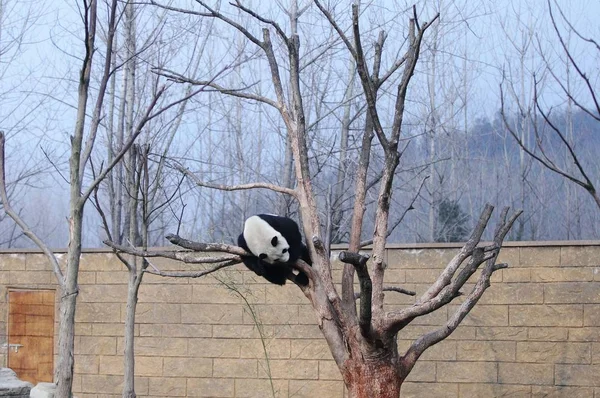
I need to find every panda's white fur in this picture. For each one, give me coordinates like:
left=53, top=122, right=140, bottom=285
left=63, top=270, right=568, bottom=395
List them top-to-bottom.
left=237, top=213, right=312, bottom=286
left=243, top=215, right=290, bottom=263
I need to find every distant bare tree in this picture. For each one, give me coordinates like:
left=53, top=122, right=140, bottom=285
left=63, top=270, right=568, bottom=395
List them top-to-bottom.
left=0, top=0, right=50, bottom=247
left=501, top=0, right=600, bottom=211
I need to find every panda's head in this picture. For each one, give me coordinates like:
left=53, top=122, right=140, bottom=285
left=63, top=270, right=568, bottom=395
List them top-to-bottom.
left=243, top=215, right=291, bottom=264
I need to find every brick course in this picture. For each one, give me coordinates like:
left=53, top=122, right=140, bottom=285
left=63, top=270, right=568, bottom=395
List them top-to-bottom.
left=0, top=242, right=599, bottom=397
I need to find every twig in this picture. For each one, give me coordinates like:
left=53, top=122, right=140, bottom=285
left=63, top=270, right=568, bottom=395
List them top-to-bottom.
left=169, top=161, right=297, bottom=198
left=145, top=259, right=238, bottom=278
left=354, top=286, right=416, bottom=299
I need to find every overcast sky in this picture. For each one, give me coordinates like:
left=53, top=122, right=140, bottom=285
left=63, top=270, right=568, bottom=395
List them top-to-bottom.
left=1, top=0, right=598, bottom=246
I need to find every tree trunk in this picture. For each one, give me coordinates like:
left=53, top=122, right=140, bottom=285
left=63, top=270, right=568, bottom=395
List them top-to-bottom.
left=122, top=271, right=142, bottom=398
left=55, top=290, right=77, bottom=397
left=342, top=359, right=403, bottom=398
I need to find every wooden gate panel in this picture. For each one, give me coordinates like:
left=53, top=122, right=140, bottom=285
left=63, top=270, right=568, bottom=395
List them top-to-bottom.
left=8, top=290, right=55, bottom=384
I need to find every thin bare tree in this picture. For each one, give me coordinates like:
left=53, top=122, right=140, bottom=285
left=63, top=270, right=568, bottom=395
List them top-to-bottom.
left=0, top=0, right=203, bottom=394
left=501, top=0, right=600, bottom=211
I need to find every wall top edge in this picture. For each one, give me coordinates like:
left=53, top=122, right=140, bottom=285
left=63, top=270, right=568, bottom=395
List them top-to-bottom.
left=0, top=240, right=598, bottom=255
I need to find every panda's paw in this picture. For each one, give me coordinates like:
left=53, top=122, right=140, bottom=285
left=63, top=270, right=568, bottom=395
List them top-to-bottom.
left=294, top=272, right=309, bottom=286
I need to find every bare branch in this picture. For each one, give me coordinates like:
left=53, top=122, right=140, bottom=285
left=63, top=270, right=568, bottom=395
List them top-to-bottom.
left=79, top=0, right=118, bottom=180
left=153, top=0, right=263, bottom=47
left=230, top=0, right=288, bottom=44
left=313, top=0, right=357, bottom=59
left=547, top=0, right=600, bottom=118
left=351, top=3, right=389, bottom=150
left=390, top=9, right=440, bottom=143
left=341, top=27, right=383, bottom=321
left=156, top=68, right=280, bottom=110
left=500, top=81, right=594, bottom=194
left=533, top=81, right=600, bottom=209
left=81, top=85, right=167, bottom=202
left=0, top=132, right=64, bottom=287
left=170, top=161, right=298, bottom=197
left=359, top=176, right=428, bottom=247
left=418, top=204, right=494, bottom=303
left=384, top=206, right=521, bottom=334
left=166, top=233, right=248, bottom=255
left=104, top=240, right=241, bottom=264
left=339, top=251, right=372, bottom=336
left=145, top=260, right=238, bottom=278
left=398, top=260, right=509, bottom=377
left=354, top=286, right=416, bottom=300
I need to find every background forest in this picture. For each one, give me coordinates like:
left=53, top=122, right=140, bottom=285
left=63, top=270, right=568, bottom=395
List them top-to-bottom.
left=0, top=0, right=598, bottom=248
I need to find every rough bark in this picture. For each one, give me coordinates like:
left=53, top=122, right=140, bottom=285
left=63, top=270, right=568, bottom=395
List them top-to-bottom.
left=343, top=359, right=403, bottom=398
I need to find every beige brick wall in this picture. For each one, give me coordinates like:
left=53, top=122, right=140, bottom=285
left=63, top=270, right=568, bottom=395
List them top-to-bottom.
left=1, top=243, right=599, bottom=397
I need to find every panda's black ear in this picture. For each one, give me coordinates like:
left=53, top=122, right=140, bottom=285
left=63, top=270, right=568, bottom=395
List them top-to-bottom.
left=271, top=236, right=278, bottom=246
left=259, top=253, right=267, bottom=260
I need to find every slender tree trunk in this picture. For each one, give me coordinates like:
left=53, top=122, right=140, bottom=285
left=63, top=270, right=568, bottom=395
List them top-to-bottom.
left=56, top=0, right=96, bottom=393
left=122, top=145, right=142, bottom=398
left=123, top=271, right=142, bottom=398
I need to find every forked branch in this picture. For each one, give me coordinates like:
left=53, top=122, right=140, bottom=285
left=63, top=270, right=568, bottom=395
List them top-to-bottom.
left=170, top=161, right=298, bottom=197
left=384, top=205, right=521, bottom=334
left=396, top=206, right=521, bottom=375
left=339, top=251, right=372, bottom=336
left=398, top=260, right=509, bottom=377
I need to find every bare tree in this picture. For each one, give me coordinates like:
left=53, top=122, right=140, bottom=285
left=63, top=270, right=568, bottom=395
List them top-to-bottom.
left=0, top=0, right=201, bottom=394
left=0, top=0, right=52, bottom=248
left=501, top=0, right=600, bottom=211
left=109, top=2, right=520, bottom=396
left=96, top=145, right=156, bottom=398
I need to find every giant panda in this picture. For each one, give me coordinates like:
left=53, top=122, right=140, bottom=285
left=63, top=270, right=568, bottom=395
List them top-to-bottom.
left=237, top=214, right=312, bottom=286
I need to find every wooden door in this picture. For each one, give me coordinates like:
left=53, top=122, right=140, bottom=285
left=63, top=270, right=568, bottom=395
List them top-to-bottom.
left=7, top=289, right=55, bottom=384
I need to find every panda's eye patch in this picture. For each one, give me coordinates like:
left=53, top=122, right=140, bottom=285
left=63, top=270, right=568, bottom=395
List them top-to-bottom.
left=271, top=236, right=278, bottom=246
left=282, top=248, right=288, bottom=254
left=259, top=253, right=267, bottom=260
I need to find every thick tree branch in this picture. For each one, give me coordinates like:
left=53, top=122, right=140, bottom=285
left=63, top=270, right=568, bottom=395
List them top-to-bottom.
left=351, top=4, right=389, bottom=151
left=390, top=8, right=440, bottom=144
left=341, top=28, right=385, bottom=323
left=359, top=175, right=428, bottom=247
left=418, top=204, right=494, bottom=303
left=384, top=206, right=521, bottom=334
left=166, top=233, right=248, bottom=255
left=104, top=240, right=241, bottom=264
left=339, top=251, right=372, bottom=336
left=398, top=260, right=509, bottom=377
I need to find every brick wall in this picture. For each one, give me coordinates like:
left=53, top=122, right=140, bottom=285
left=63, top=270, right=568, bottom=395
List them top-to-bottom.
left=0, top=243, right=599, bottom=397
